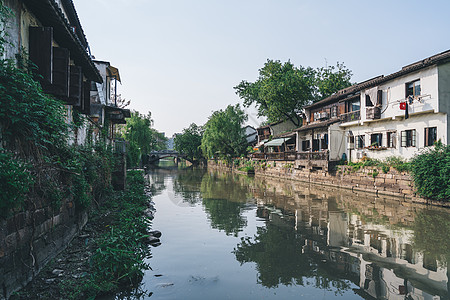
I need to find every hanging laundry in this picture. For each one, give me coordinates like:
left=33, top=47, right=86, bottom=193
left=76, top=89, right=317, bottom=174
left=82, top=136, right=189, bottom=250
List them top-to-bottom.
left=400, top=102, right=406, bottom=110
left=405, top=102, right=409, bottom=119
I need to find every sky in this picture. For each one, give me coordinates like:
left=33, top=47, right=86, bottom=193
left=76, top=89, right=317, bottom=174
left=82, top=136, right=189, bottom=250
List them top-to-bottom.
left=74, top=0, right=450, bottom=137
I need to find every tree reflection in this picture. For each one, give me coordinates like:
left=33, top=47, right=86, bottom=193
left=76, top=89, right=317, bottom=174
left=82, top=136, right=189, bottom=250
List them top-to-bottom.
left=172, top=168, right=206, bottom=205
left=200, top=172, right=253, bottom=236
left=413, top=209, right=450, bottom=265
left=233, top=222, right=352, bottom=294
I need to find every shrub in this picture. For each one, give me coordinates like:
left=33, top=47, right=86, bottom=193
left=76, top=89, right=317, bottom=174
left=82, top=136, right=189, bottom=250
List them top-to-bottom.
left=410, top=142, right=450, bottom=201
left=0, top=151, right=33, bottom=217
left=385, top=156, right=410, bottom=172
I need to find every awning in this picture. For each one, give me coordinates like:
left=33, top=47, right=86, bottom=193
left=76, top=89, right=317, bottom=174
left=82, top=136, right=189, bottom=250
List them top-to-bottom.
left=108, top=65, right=121, bottom=82
left=265, top=138, right=290, bottom=147
left=256, top=139, right=269, bottom=147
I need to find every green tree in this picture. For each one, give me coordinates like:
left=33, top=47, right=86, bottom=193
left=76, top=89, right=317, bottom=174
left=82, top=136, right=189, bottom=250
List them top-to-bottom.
left=234, top=60, right=353, bottom=126
left=313, top=62, right=353, bottom=102
left=201, top=104, right=247, bottom=159
left=123, top=111, right=167, bottom=167
left=174, top=123, right=203, bottom=162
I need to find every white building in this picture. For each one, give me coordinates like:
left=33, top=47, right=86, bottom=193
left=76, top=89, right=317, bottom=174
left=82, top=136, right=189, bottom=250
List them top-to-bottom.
left=298, top=49, right=450, bottom=164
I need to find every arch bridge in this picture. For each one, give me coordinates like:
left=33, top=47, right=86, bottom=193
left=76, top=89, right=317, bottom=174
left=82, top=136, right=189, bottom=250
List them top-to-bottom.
left=147, top=150, right=192, bottom=164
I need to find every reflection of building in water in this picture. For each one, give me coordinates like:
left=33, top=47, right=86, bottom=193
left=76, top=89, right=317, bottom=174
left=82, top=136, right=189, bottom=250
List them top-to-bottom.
left=253, top=178, right=449, bottom=300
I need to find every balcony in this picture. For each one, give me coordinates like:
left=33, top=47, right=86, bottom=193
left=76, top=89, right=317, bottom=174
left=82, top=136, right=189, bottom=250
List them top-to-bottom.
left=340, top=110, right=360, bottom=123
left=252, top=151, right=297, bottom=161
left=296, top=151, right=329, bottom=161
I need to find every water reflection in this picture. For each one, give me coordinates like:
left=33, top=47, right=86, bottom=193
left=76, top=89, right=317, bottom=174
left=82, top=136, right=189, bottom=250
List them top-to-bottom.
left=146, top=167, right=449, bottom=299
left=200, top=172, right=255, bottom=236
left=242, top=175, right=450, bottom=300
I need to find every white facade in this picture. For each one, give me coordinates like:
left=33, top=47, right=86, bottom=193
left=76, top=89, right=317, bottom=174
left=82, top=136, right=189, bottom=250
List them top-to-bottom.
left=342, top=62, right=450, bottom=162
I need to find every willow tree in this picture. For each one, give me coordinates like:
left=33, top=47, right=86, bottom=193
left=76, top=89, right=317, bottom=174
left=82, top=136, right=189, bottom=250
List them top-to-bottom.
left=201, top=104, right=247, bottom=159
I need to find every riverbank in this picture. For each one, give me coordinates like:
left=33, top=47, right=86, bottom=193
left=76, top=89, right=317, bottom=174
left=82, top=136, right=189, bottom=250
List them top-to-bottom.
left=208, top=160, right=450, bottom=208
left=12, top=170, right=159, bottom=299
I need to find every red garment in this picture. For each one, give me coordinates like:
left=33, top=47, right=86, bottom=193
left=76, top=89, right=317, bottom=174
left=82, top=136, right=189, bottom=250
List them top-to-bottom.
left=400, top=102, right=406, bottom=110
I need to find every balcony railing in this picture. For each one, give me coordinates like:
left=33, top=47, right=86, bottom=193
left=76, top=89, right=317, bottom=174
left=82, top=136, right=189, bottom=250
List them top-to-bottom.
left=340, top=110, right=360, bottom=123
left=251, top=150, right=328, bottom=161
left=296, top=150, right=329, bottom=161
left=252, top=151, right=297, bottom=161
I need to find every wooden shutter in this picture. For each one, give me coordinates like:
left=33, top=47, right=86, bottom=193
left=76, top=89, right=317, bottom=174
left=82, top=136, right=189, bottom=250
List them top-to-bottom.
left=29, top=27, right=53, bottom=84
left=45, top=47, right=70, bottom=99
left=69, top=66, right=82, bottom=106
left=82, top=81, right=91, bottom=115
left=377, top=90, right=383, bottom=106
left=411, top=129, right=416, bottom=147
left=401, top=131, right=406, bottom=147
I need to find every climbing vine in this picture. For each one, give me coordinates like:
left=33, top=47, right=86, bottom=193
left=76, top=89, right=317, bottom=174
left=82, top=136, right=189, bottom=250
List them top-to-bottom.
left=0, top=0, right=114, bottom=216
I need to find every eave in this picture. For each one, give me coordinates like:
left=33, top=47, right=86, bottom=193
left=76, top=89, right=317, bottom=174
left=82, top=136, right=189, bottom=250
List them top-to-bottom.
left=23, top=0, right=102, bottom=83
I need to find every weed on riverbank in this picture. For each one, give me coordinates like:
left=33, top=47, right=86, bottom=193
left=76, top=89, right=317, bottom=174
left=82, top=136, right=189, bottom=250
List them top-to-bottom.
left=14, top=170, right=154, bottom=299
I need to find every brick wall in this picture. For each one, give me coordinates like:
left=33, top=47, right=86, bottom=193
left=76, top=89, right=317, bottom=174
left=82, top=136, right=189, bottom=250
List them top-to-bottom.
left=0, top=196, right=87, bottom=299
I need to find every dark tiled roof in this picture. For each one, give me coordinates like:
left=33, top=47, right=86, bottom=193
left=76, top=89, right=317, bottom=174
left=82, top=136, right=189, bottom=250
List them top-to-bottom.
left=23, top=0, right=102, bottom=82
left=307, top=49, right=450, bottom=110
left=295, top=119, right=340, bottom=132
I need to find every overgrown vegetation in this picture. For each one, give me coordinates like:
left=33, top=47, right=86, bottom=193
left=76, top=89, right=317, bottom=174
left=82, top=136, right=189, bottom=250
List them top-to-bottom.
left=410, top=142, right=450, bottom=201
left=345, top=156, right=410, bottom=173
left=87, top=170, right=152, bottom=296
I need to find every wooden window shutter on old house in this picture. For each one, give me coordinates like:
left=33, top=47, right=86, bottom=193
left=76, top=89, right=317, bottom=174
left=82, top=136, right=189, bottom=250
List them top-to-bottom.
left=29, top=27, right=53, bottom=84
left=46, top=47, right=70, bottom=99
left=69, top=65, right=82, bottom=106
left=81, top=81, right=91, bottom=115
left=377, top=90, right=383, bottom=106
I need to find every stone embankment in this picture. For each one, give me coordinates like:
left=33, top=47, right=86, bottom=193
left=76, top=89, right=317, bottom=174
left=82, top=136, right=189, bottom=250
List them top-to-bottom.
left=208, top=160, right=450, bottom=208
left=0, top=196, right=87, bottom=300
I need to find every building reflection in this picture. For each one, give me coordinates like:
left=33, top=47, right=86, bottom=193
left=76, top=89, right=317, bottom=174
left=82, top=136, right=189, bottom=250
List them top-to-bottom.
left=244, top=177, right=449, bottom=300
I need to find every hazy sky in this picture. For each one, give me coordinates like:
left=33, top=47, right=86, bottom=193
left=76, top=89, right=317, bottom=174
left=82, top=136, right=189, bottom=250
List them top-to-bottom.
left=75, top=0, right=450, bottom=137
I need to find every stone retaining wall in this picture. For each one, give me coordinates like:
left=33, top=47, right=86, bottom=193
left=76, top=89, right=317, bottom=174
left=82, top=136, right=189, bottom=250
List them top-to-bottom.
left=208, top=160, right=450, bottom=208
left=0, top=196, right=87, bottom=299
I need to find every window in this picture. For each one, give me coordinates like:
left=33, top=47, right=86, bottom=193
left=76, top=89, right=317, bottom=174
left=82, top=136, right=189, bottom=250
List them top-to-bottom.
left=29, top=27, right=53, bottom=84
left=406, top=80, right=421, bottom=98
left=347, top=98, right=360, bottom=112
left=331, top=106, right=337, bottom=118
left=424, top=127, right=437, bottom=147
left=401, top=129, right=416, bottom=147
left=387, top=131, right=396, bottom=148
left=370, top=133, right=382, bottom=147
left=321, top=134, right=328, bottom=150
left=356, top=135, right=365, bottom=149
left=348, top=136, right=355, bottom=149
left=312, top=139, right=320, bottom=151
left=301, top=140, right=310, bottom=151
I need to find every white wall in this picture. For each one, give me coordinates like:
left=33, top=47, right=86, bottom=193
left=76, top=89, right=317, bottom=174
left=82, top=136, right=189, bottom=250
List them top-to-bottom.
left=360, top=66, right=439, bottom=122
left=345, top=112, right=447, bottom=162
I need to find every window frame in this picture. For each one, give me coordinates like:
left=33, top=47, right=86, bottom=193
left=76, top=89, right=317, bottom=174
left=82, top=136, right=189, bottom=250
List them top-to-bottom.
left=406, top=79, right=421, bottom=98
left=424, top=127, right=437, bottom=147
left=401, top=129, right=416, bottom=147
left=387, top=131, right=397, bottom=148
left=370, top=133, right=383, bottom=147
left=356, top=135, right=365, bottom=149
left=348, top=136, right=355, bottom=150
left=301, top=140, right=310, bottom=151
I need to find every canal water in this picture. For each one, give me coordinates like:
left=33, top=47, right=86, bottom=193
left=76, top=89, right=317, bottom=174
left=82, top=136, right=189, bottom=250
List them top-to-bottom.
left=139, top=164, right=449, bottom=300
